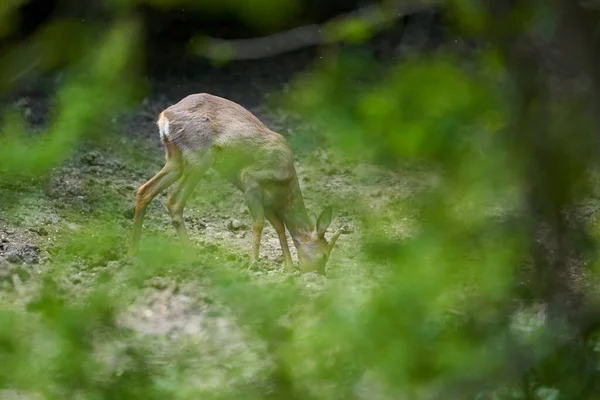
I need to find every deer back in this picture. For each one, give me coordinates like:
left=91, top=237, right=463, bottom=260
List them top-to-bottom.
left=159, top=93, right=295, bottom=181
left=159, top=93, right=267, bottom=152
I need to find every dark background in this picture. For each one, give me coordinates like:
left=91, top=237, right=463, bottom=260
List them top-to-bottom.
left=3, top=0, right=448, bottom=78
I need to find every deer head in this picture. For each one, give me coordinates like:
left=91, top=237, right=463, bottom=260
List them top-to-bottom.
left=293, top=206, right=342, bottom=275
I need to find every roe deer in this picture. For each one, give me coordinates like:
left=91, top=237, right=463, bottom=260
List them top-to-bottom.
left=129, top=93, right=341, bottom=274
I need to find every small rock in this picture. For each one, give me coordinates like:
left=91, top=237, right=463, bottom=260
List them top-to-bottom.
left=81, top=150, right=104, bottom=166
left=318, top=151, right=329, bottom=162
left=122, top=207, right=135, bottom=219
left=43, top=214, right=60, bottom=225
left=227, top=219, right=246, bottom=231
left=194, top=220, right=207, bottom=229
left=66, top=222, right=80, bottom=231
left=340, top=224, right=354, bottom=234
left=29, top=226, right=48, bottom=236
left=4, top=243, right=39, bottom=264
left=71, top=274, right=84, bottom=285
left=148, top=277, right=176, bottom=291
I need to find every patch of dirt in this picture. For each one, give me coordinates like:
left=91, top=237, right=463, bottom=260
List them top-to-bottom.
left=118, top=283, right=220, bottom=338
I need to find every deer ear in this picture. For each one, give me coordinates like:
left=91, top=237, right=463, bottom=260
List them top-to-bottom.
left=316, top=206, right=333, bottom=236
left=308, top=213, right=317, bottom=230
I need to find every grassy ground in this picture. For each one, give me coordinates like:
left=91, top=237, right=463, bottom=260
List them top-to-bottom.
left=0, top=49, right=440, bottom=398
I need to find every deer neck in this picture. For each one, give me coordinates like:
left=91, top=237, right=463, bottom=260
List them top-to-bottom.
left=282, top=178, right=313, bottom=247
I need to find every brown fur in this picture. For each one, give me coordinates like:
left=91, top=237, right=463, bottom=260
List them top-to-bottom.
left=129, top=93, right=341, bottom=273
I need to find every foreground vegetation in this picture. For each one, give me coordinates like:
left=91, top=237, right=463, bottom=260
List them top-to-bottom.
left=2, top=1, right=600, bottom=399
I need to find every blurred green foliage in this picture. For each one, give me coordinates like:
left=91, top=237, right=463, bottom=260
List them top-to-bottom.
left=0, top=0, right=599, bottom=399
left=110, top=0, right=300, bottom=30
left=0, top=19, right=141, bottom=181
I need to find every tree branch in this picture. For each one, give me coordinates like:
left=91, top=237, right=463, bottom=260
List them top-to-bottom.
left=192, top=1, right=436, bottom=60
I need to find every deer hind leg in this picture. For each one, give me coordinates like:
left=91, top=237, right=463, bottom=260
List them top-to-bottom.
left=129, top=143, right=183, bottom=256
left=165, top=150, right=215, bottom=251
left=164, top=171, right=202, bottom=251
left=240, top=172, right=265, bottom=264
left=266, top=210, right=294, bottom=272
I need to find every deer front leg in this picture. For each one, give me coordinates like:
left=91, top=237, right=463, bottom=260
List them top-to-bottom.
left=164, top=150, right=214, bottom=253
left=130, top=160, right=182, bottom=256
left=165, top=170, right=203, bottom=251
left=242, top=184, right=264, bottom=264
left=266, top=211, right=294, bottom=272
left=251, top=218, right=264, bottom=264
